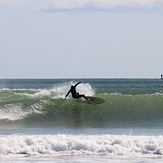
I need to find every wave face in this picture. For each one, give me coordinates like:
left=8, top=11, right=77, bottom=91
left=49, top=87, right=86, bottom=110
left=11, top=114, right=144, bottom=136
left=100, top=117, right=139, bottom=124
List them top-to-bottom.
left=0, top=79, right=163, bottom=128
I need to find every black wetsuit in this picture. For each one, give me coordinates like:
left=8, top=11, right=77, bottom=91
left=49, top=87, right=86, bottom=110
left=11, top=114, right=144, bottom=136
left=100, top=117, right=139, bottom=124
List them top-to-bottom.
left=65, top=82, right=88, bottom=100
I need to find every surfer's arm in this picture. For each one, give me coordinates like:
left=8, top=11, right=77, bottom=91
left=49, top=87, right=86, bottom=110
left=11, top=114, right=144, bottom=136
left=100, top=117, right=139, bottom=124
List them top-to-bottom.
left=74, top=81, right=82, bottom=88
left=65, top=90, right=71, bottom=99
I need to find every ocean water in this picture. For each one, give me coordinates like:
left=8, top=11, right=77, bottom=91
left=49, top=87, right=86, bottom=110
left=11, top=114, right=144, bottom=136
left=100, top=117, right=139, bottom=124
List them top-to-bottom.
left=0, top=78, right=163, bottom=163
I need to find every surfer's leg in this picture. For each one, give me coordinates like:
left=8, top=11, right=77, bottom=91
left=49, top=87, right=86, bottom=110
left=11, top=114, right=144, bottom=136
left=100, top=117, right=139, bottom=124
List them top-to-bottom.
left=78, top=94, right=88, bottom=101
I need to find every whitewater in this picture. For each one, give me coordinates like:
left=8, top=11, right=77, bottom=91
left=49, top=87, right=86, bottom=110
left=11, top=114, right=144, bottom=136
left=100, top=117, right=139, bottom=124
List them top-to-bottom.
left=0, top=78, right=163, bottom=163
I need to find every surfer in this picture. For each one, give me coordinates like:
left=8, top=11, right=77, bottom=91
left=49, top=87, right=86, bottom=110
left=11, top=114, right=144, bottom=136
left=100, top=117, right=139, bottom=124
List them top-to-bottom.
left=65, top=82, right=88, bottom=100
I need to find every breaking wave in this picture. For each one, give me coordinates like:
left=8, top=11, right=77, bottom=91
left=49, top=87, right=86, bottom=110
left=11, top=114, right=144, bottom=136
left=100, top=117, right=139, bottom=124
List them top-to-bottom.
left=0, top=83, right=163, bottom=128
left=1, top=134, right=163, bottom=157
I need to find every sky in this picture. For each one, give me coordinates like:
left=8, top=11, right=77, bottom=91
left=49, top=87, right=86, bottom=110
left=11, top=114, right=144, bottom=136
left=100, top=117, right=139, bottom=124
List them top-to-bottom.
left=0, top=0, right=163, bottom=78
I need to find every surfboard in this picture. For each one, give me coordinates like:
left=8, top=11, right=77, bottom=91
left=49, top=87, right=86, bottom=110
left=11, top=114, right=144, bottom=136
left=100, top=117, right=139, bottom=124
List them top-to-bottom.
left=85, top=96, right=105, bottom=105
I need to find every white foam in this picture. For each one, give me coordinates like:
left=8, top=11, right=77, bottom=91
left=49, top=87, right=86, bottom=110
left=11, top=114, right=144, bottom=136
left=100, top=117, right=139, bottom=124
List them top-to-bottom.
left=11, top=82, right=95, bottom=99
left=14, top=89, right=51, bottom=98
left=31, top=90, right=51, bottom=98
left=0, top=103, right=43, bottom=121
left=0, top=134, right=163, bottom=157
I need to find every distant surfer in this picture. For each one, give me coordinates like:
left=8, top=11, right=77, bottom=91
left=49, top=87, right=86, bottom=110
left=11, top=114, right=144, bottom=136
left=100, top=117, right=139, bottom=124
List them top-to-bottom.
left=65, top=82, right=88, bottom=100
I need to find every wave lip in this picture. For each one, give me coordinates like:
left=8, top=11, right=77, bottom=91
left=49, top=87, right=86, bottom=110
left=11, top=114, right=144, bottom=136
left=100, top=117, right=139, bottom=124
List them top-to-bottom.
left=0, top=134, right=163, bottom=157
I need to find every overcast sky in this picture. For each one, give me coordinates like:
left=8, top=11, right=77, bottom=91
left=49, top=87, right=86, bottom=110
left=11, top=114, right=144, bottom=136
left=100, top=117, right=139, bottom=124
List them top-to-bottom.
left=0, top=0, right=163, bottom=78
